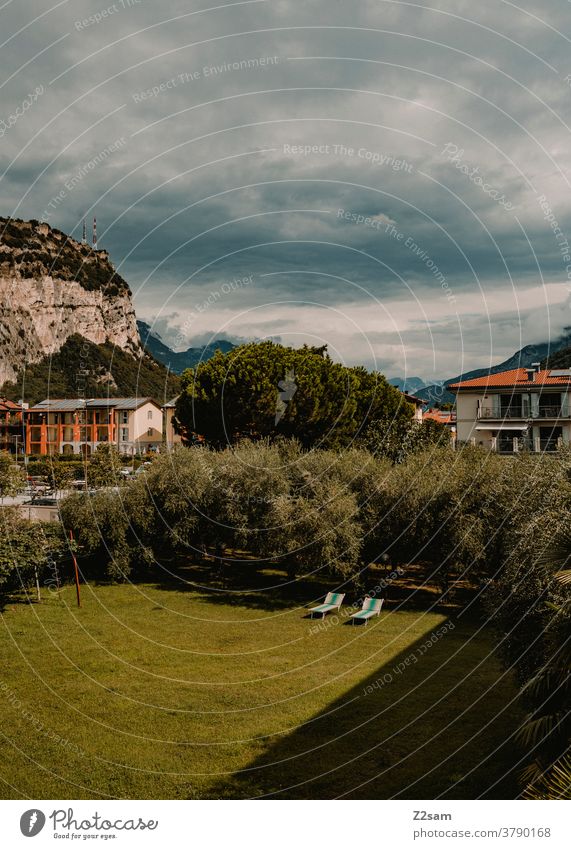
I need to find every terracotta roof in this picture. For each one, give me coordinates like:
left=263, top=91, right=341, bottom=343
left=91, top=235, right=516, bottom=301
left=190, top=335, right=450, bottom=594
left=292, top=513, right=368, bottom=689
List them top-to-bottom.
left=448, top=368, right=571, bottom=391
left=0, top=398, right=22, bottom=411
left=423, top=409, right=456, bottom=424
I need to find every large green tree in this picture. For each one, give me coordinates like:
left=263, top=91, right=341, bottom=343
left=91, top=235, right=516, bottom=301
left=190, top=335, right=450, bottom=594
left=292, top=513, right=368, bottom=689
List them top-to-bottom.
left=175, top=341, right=412, bottom=449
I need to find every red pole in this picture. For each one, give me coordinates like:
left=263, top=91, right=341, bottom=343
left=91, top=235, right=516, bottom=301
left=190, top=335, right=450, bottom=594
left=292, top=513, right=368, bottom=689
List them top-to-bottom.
left=69, top=530, right=81, bottom=608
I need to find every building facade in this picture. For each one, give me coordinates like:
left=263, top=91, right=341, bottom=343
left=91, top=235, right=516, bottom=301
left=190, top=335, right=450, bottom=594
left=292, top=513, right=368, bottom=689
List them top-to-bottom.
left=449, top=365, right=571, bottom=453
left=402, top=392, right=425, bottom=422
left=163, top=397, right=183, bottom=450
left=0, top=398, right=25, bottom=454
left=25, top=398, right=163, bottom=456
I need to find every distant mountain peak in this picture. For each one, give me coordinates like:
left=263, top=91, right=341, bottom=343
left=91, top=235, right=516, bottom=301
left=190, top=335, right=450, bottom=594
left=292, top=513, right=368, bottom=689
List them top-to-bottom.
left=136, top=320, right=236, bottom=374
left=388, top=376, right=433, bottom=394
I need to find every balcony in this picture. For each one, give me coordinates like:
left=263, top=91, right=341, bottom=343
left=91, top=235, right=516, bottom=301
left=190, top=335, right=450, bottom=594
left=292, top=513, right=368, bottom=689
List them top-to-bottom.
left=479, top=406, right=567, bottom=419
left=537, top=406, right=566, bottom=419
left=480, top=407, right=527, bottom=419
left=493, top=436, right=562, bottom=454
left=496, top=437, right=522, bottom=454
left=539, top=438, right=561, bottom=452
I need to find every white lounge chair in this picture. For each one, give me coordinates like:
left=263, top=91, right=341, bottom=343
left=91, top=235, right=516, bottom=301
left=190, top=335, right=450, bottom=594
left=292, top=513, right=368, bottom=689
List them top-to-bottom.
left=308, top=591, right=345, bottom=618
left=350, top=597, right=384, bottom=625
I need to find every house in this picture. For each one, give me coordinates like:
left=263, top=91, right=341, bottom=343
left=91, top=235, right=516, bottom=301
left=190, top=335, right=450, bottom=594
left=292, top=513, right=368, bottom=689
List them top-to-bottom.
left=448, top=363, right=571, bottom=453
left=402, top=392, right=425, bottom=422
left=24, top=397, right=163, bottom=456
left=163, top=397, right=183, bottom=450
left=0, top=398, right=25, bottom=454
left=422, top=407, right=456, bottom=427
left=423, top=407, right=456, bottom=427
left=423, top=407, right=457, bottom=443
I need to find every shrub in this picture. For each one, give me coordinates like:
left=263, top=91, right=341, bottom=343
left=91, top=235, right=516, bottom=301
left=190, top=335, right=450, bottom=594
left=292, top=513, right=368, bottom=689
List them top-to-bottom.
left=0, top=508, right=66, bottom=597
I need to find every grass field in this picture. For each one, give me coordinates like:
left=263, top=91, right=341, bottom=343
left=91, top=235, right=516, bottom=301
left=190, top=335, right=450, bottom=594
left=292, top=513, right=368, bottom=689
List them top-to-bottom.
left=0, top=571, right=525, bottom=799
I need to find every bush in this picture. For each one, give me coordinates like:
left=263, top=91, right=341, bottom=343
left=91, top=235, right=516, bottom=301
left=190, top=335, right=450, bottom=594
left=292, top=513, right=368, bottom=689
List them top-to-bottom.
left=61, top=492, right=128, bottom=580
left=0, top=508, right=66, bottom=597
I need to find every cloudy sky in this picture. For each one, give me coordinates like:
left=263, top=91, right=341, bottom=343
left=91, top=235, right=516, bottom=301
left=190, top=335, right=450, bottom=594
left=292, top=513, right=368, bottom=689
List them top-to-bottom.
left=3, top=0, right=571, bottom=380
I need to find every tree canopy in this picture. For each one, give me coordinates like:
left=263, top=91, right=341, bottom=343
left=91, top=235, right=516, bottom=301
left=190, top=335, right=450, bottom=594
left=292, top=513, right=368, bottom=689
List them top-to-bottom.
left=175, top=341, right=413, bottom=449
left=0, top=452, right=25, bottom=499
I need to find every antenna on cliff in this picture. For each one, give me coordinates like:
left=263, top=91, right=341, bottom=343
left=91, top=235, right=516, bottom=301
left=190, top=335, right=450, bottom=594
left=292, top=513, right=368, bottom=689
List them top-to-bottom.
left=92, top=216, right=98, bottom=250
left=82, top=219, right=86, bottom=244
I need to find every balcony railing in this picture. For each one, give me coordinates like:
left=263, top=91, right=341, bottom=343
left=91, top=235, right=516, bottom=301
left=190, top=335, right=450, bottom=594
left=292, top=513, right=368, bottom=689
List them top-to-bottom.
left=479, top=406, right=567, bottom=419
left=537, top=406, right=565, bottom=418
left=480, top=407, right=528, bottom=418
left=493, top=437, right=562, bottom=454
left=539, top=438, right=560, bottom=452
left=497, top=440, right=518, bottom=454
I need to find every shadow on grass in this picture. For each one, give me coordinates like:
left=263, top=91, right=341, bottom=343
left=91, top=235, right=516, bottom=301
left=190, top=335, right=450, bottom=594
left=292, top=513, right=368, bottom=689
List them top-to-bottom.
left=140, top=557, right=461, bottom=617
left=145, top=557, right=349, bottom=613
left=208, top=617, right=524, bottom=800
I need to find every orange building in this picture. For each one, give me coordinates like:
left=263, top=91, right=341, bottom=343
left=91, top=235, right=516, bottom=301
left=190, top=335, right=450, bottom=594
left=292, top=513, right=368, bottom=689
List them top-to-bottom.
left=25, top=398, right=163, bottom=456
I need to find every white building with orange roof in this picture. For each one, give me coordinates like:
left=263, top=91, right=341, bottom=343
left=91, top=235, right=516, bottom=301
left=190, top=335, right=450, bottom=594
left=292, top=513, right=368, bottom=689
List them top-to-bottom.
left=448, top=363, right=571, bottom=454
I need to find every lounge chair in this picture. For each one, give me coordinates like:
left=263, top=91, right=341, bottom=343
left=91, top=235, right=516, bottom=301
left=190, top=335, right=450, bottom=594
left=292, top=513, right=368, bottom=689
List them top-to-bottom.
left=308, top=591, right=345, bottom=618
left=350, top=597, right=384, bottom=625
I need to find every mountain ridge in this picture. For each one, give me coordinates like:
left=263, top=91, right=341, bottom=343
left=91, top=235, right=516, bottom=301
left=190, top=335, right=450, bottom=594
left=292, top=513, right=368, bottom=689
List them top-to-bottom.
left=137, top=320, right=235, bottom=374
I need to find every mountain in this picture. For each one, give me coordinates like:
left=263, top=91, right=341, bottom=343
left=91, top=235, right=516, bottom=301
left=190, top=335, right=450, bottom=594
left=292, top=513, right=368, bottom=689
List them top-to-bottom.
left=0, top=216, right=141, bottom=385
left=0, top=217, right=181, bottom=404
left=137, top=320, right=235, bottom=374
left=419, top=333, right=571, bottom=405
left=0, top=335, right=181, bottom=406
left=542, top=345, right=571, bottom=369
left=387, top=376, right=431, bottom=394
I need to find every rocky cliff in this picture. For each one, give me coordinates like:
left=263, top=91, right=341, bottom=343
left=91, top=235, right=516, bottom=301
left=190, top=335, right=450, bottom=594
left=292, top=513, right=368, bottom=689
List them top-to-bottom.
left=0, top=217, right=142, bottom=384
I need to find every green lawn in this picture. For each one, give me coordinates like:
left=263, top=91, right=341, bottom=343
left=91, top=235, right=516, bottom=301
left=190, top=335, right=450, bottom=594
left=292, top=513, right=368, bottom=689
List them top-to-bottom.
left=0, top=578, right=524, bottom=799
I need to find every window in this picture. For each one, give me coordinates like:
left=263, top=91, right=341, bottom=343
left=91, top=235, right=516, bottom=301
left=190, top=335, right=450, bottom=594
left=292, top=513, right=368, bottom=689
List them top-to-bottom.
left=500, top=393, right=528, bottom=418
left=538, top=393, right=561, bottom=418
left=147, top=409, right=153, bottom=420
left=121, top=411, right=128, bottom=424
left=147, top=427, right=153, bottom=436
left=120, top=428, right=129, bottom=442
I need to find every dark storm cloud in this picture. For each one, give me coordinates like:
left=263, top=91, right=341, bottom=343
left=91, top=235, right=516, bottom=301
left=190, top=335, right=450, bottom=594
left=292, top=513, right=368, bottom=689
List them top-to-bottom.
left=3, top=0, right=571, bottom=377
